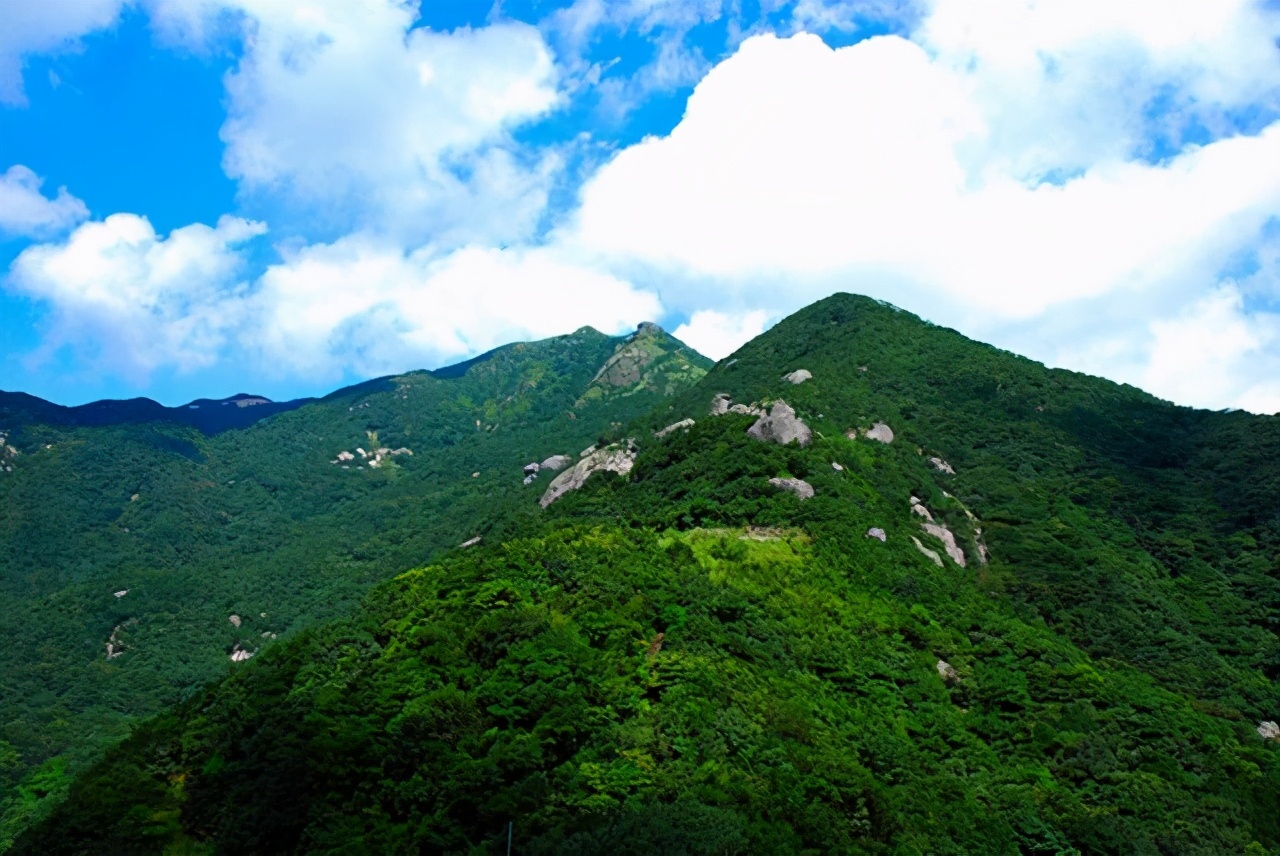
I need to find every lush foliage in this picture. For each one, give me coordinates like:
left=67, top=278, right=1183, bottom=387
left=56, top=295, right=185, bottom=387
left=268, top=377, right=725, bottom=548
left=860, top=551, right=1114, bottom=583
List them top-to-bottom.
left=5, top=294, right=1279, bottom=853
left=0, top=325, right=708, bottom=847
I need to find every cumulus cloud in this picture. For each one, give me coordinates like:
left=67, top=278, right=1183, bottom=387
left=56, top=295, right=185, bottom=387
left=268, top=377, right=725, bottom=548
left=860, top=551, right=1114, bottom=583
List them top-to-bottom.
left=0, top=0, right=125, bottom=105
left=176, top=0, right=562, bottom=245
left=561, top=2, right=1280, bottom=411
left=0, top=165, right=90, bottom=238
left=6, top=214, right=265, bottom=379
left=244, top=239, right=663, bottom=380
left=672, top=308, right=769, bottom=360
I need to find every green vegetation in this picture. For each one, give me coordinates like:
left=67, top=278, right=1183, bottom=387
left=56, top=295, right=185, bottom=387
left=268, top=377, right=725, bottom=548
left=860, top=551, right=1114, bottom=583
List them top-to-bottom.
left=4, top=294, right=1279, bottom=853
left=0, top=324, right=709, bottom=848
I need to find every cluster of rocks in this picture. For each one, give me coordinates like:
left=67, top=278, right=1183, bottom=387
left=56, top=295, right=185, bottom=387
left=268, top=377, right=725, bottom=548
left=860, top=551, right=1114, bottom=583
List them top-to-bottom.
left=710, top=393, right=765, bottom=417
left=747, top=401, right=812, bottom=446
left=655, top=418, right=695, bottom=438
left=0, top=432, right=16, bottom=473
left=540, top=442, right=638, bottom=507
left=331, top=446, right=413, bottom=469
left=521, top=454, right=572, bottom=484
left=928, top=456, right=955, bottom=475
left=768, top=477, right=814, bottom=500
left=910, top=497, right=968, bottom=567
left=105, top=624, right=126, bottom=660
left=230, top=644, right=254, bottom=663
left=1259, top=721, right=1280, bottom=741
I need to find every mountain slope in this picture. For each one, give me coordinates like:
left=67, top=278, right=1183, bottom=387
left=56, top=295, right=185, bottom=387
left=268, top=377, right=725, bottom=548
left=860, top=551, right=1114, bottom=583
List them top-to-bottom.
left=12, top=294, right=1278, bottom=855
left=0, top=323, right=710, bottom=847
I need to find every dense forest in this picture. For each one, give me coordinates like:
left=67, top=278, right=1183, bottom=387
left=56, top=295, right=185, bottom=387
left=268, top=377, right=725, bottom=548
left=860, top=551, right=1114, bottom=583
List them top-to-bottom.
left=4, top=294, right=1279, bottom=853
left=0, top=323, right=710, bottom=848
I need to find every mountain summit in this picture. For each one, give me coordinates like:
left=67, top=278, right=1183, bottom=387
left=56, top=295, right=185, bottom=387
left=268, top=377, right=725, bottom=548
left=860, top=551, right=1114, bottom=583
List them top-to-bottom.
left=4, top=295, right=1278, bottom=854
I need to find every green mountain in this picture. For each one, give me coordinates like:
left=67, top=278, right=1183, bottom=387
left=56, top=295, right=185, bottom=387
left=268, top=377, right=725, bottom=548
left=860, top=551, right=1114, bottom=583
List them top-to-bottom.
left=7, top=294, right=1280, bottom=854
left=0, top=323, right=711, bottom=848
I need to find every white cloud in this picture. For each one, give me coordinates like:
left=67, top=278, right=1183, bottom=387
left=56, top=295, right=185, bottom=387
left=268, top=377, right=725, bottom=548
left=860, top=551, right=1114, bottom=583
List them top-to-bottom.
left=0, top=0, right=126, bottom=105
left=186, top=0, right=562, bottom=245
left=560, top=8, right=1280, bottom=411
left=0, top=165, right=90, bottom=238
left=6, top=214, right=265, bottom=379
left=243, top=239, right=663, bottom=380
left=1140, top=286, right=1280, bottom=413
left=672, top=308, right=769, bottom=359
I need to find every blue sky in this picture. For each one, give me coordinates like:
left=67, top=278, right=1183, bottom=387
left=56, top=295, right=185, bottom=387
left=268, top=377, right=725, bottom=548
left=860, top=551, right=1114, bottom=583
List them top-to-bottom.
left=2, top=0, right=1279, bottom=412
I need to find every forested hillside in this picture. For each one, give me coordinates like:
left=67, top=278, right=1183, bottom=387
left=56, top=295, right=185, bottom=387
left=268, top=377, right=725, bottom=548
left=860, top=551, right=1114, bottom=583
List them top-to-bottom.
left=7, top=294, right=1280, bottom=854
left=0, top=323, right=710, bottom=848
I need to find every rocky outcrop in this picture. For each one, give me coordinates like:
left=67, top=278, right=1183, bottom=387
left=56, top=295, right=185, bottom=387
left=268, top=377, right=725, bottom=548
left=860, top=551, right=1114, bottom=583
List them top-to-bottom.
left=783, top=369, right=812, bottom=384
left=710, top=393, right=731, bottom=415
left=747, top=401, right=811, bottom=447
left=655, top=418, right=695, bottom=438
left=864, top=422, right=894, bottom=443
left=540, top=446, right=637, bottom=508
left=540, top=455, right=571, bottom=472
left=928, top=456, right=955, bottom=474
left=523, top=462, right=540, bottom=475
left=831, top=462, right=844, bottom=471
left=768, top=477, right=814, bottom=500
left=911, top=504, right=934, bottom=522
left=923, top=523, right=967, bottom=567
left=866, top=527, right=887, bottom=542
left=460, top=536, right=481, bottom=548
left=911, top=536, right=943, bottom=567
left=113, top=589, right=128, bottom=598
left=228, top=614, right=241, bottom=628
left=230, top=644, right=254, bottom=663
left=936, top=660, right=961, bottom=685
left=1259, top=721, right=1280, bottom=741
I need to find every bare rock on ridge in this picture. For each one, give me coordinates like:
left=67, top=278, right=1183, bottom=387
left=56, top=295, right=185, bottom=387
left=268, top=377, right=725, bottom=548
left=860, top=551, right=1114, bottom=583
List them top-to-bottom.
left=783, top=369, right=812, bottom=384
left=747, top=401, right=811, bottom=447
left=656, top=418, right=695, bottom=438
left=541, top=446, right=636, bottom=508
left=768, top=477, right=814, bottom=500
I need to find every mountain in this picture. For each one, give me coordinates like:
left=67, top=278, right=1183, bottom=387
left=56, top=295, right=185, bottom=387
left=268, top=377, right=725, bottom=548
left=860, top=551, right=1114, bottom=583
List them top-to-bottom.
left=6, top=294, right=1280, bottom=854
left=0, top=322, right=711, bottom=848
left=0, top=390, right=313, bottom=435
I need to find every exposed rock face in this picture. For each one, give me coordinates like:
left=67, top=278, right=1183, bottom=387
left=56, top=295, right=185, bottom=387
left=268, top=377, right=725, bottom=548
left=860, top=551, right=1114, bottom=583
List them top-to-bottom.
left=783, top=369, right=812, bottom=384
left=710, top=393, right=731, bottom=415
left=747, top=401, right=811, bottom=447
left=729, top=403, right=765, bottom=416
left=655, top=418, right=695, bottom=438
left=864, top=422, right=894, bottom=443
left=580, top=445, right=597, bottom=458
left=540, top=447, right=637, bottom=508
left=336, top=450, right=355, bottom=462
left=539, top=455, right=571, bottom=472
left=929, top=457, right=955, bottom=475
left=523, top=462, right=540, bottom=475
left=831, top=462, right=844, bottom=471
left=768, top=477, right=814, bottom=500
left=911, top=504, right=934, bottom=522
left=923, top=523, right=967, bottom=567
left=866, top=527, right=887, bottom=542
left=460, top=536, right=481, bottom=548
left=911, top=536, right=943, bottom=567
left=113, top=590, right=128, bottom=598
left=228, top=614, right=241, bottom=628
left=230, top=645, right=254, bottom=663
left=936, top=660, right=961, bottom=685
left=1259, top=721, right=1280, bottom=741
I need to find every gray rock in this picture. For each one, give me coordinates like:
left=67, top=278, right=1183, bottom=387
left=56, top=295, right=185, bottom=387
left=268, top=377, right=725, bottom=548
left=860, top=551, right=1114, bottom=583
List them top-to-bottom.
left=783, top=369, right=812, bottom=384
left=710, top=393, right=731, bottom=415
left=747, top=401, right=811, bottom=447
left=728, top=403, right=766, bottom=416
left=655, top=418, right=695, bottom=438
left=864, top=422, right=894, bottom=443
left=541, top=447, right=636, bottom=508
left=539, top=454, right=571, bottom=471
left=928, top=456, right=955, bottom=474
left=523, top=462, right=540, bottom=475
left=831, top=462, right=844, bottom=471
left=523, top=473, right=537, bottom=485
left=768, top=477, right=814, bottom=500
left=911, top=504, right=934, bottom=522
left=923, top=523, right=967, bottom=567
left=866, top=527, right=886, bottom=542
left=460, top=536, right=482, bottom=548
left=911, top=536, right=943, bottom=567
left=936, top=659, right=961, bottom=685
left=1259, top=721, right=1280, bottom=741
